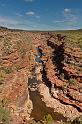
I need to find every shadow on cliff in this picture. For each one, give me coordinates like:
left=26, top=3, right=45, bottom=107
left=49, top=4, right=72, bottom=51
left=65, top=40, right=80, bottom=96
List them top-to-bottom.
left=47, top=39, right=70, bottom=80
left=41, top=64, right=52, bottom=89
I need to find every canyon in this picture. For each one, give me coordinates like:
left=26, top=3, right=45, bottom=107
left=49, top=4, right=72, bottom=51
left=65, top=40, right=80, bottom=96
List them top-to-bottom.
left=0, top=27, right=82, bottom=124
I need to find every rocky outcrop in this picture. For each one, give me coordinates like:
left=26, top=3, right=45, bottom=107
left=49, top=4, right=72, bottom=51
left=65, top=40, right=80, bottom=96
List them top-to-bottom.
left=0, top=29, right=82, bottom=123
left=0, top=30, right=35, bottom=123
left=36, top=33, right=82, bottom=119
left=38, top=83, right=82, bottom=120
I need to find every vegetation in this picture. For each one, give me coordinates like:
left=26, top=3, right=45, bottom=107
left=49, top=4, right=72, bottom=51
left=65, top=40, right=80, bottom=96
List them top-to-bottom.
left=0, top=28, right=82, bottom=124
left=16, top=36, right=32, bottom=58
left=3, top=38, right=13, bottom=56
left=16, top=40, right=26, bottom=58
left=15, top=64, right=22, bottom=71
left=3, top=66, right=12, bottom=74
left=0, top=73, right=5, bottom=85
left=60, top=73, right=65, bottom=80
left=0, top=75, right=4, bottom=85
left=68, top=78, right=77, bottom=85
left=62, top=84, right=68, bottom=93
left=0, top=99, right=10, bottom=124
left=0, top=107, right=10, bottom=124
left=28, top=114, right=54, bottom=124
left=42, top=114, right=53, bottom=122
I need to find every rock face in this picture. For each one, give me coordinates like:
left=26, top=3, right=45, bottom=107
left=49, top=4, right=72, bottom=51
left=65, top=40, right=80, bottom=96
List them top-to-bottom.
left=0, top=28, right=82, bottom=123
left=0, top=29, right=34, bottom=123
left=32, top=32, right=82, bottom=120
left=38, top=83, right=81, bottom=120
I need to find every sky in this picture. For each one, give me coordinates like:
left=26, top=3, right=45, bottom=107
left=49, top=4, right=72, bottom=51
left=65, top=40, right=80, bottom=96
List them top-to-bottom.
left=0, top=0, right=82, bottom=30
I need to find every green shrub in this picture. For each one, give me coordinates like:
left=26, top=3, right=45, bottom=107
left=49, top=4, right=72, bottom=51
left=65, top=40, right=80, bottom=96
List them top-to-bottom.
left=3, top=39, right=12, bottom=55
left=16, top=41, right=26, bottom=58
left=15, top=64, right=21, bottom=71
left=3, top=67, right=12, bottom=74
left=60, top=73, right=65, bottom=80
left=0, top=74, right=5, bottom=85
left=68, top=78, right=77, bottom=85
left=62, top=84, right=68, bottom=93
left=0, top=98, right=8, bottom=107
left=0, top=99, right=10, bottom=124
left=0, top=106, right=10, bottom=124
left=42, top=114, right=53, bottom=122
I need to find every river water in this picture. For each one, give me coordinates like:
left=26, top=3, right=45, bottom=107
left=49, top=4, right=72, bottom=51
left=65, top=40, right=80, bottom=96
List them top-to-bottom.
left=28, top=47, right=67, bottom=122
left=29, top=89, right=67, bottom=122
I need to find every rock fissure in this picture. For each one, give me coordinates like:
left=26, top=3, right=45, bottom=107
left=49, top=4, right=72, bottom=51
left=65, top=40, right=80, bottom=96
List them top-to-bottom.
left=0, top=29, right=82, bottom=123
left=34, top=33, right=82, bottom=113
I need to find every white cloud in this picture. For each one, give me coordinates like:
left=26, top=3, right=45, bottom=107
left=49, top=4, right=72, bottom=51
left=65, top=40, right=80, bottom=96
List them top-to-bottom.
left=24, top=0, right=33, bottom=2
left=53, top=8, right=78, bottom=27
left=53, top=8, right=76, bottom=27
left=62, top=8, right=78, bottom=26
left=64, top=8, right=71, bottom=13
left=26, top=11, right=35, bottom=16
left=26, top=11, right=40, bottom=18
left=16, top=13, right=23, bottom=17
left=0, top=16, right=54, bottom=30
left=0, top=16, right=19, bottom=26
left=0, top=16, right=31, bottom=29
left=53, top=20, right=65, bottom=23
left=53, top=20, right=76, bottom=26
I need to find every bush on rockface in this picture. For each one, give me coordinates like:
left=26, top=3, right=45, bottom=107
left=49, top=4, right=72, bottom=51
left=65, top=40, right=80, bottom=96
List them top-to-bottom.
left=0, top=73, right=5, bottom=85
left=68, top=78, right=77, bottom=85
left=0, top=99, right=10, bottom=124
left=0, top=107, right=10, bottom=124
left=28, top=114, right=54, bottom=124
left=42, top=114, right=53, bottom=122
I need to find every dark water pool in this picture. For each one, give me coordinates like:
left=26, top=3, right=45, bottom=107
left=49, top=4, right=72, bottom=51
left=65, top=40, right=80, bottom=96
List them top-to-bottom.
left=29, top=47, right=67, bottom=122
left=35, top=47, right=45, bottom=63
left=29, top=90, right=67, bottom=122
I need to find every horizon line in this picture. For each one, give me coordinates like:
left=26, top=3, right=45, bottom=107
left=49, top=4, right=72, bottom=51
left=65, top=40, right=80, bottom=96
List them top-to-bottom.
left=0, top=26, right=81, bottom=32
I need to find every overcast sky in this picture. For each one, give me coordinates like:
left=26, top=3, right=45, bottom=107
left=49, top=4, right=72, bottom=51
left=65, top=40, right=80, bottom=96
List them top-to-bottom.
left=0, top=0, right=82, bottom=30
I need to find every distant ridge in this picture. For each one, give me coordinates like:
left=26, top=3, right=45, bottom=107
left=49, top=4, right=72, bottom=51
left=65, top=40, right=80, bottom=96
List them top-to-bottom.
left=0, top=26, right=82, bottom=32
left=0, top=26, right=8, bottom=30
left=78, top=29, right=82, bottom=31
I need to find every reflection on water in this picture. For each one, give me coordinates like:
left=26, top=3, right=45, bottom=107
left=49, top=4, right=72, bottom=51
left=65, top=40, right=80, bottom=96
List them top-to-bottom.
left=35, top=47, right=45, bottom=63
left=35, top=57, right=42, bottom=63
